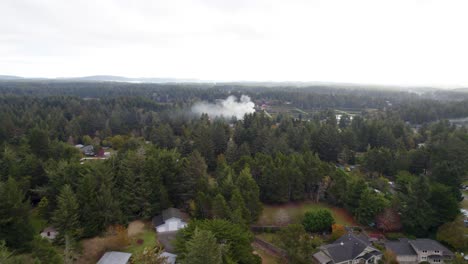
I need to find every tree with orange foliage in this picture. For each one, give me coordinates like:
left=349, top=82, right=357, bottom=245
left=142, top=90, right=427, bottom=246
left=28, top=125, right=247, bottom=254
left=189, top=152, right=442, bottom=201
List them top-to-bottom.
left=330, top=224, right=346, bottom=240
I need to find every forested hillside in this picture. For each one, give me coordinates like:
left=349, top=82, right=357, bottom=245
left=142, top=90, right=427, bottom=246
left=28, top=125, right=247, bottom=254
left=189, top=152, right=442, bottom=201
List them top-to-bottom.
left=1, top=82, right=468, bottom=263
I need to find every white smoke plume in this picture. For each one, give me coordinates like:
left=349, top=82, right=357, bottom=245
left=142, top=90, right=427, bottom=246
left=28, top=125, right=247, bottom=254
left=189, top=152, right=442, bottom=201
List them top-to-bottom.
left=191, top=95, right=255, bottom=120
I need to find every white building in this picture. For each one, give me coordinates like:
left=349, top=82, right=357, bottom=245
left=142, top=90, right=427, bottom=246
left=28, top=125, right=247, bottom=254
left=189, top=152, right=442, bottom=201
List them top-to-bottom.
left=152, top=208, right=187, bottom=233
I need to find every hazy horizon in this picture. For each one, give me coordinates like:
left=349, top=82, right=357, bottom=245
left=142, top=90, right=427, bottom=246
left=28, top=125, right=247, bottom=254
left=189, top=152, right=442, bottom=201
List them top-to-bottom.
left=2, top=0, right=468, bottom=87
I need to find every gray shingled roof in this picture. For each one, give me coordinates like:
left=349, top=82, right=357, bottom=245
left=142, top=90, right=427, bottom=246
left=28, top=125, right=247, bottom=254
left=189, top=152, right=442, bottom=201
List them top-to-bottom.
left=152, top=208, right=183, bottom=227
left=321, top=233, right=380, bottom=263
left=385, top=238, right=417, bottom=256
left=385, top=238, right=454, bottom=258
left=409, top=239, right=453, bottom=256
left=313, top=250, right=333, bottom=264
left=97, top=251, right=132, bottom=264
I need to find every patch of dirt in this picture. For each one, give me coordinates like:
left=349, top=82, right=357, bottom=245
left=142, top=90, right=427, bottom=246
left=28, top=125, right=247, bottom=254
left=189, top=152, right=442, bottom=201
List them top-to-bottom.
left=332, top=207, right=358, bottom=226
left=273, top=209, right=291, bottom=226
left=127, top=220, right=146, bottom=237
left=76, top=236, right=114, bottom=264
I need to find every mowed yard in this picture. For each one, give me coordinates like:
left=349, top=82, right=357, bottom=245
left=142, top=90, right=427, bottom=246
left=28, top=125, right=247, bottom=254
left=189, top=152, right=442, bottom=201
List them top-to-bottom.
left=257, top=201, right=357, bottom=227
left=76, top=220, right=157, bottom=264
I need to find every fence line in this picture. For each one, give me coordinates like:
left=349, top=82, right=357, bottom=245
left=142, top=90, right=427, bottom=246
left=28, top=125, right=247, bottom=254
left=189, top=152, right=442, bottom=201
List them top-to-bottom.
left=253, top=237, right=287, bottom=257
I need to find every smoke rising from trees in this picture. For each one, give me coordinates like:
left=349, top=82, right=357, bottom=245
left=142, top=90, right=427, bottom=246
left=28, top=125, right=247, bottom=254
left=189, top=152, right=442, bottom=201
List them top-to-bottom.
left=191, top=95, right=255, bottom=120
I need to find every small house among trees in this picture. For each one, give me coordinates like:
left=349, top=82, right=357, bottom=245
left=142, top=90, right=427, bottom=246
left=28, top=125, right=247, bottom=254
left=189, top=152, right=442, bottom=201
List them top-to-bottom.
left=152, top=208, right=187, bottom=233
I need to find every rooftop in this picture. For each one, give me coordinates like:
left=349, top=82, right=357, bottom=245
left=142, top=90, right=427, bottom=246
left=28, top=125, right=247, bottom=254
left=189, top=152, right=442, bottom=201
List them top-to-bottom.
left=320, top=233, right=380, bottom=263
left=385, top=238, right=416, bottom=256
left=385, top=238, right=454, bottom=257
left=409, top=239, right=454, bottom=256
left=97, top=251, right=132, bottom=264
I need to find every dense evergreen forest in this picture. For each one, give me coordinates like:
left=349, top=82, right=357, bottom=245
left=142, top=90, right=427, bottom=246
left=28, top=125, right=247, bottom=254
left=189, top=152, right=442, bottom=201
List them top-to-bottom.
left=1, top=81, right=468, bottom=263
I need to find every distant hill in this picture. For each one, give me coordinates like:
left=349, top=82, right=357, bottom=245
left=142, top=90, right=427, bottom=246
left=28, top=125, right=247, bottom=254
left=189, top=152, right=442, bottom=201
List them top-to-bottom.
left=0, top=75, right=24, bottom=80
left=0, top=75, right=201, bottom=83
left=57, top=75, right=201, bottom=83
left=452, top=87, right=468, bottom=93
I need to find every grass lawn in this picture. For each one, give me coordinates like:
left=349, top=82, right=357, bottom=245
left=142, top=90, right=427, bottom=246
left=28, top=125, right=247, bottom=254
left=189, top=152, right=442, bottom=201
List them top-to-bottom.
left=257, top=201, right=357, bottom=227
left=124, top=229, right=157, bottom=254
left=256, top=233, right=280, bottom=246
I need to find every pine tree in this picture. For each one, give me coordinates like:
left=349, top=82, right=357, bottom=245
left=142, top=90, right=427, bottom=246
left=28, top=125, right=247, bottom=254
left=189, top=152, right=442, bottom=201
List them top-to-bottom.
left=315, top=124, right=341, bottom=162
left=29, top=127, right=50, bottom=159
left=225, top=140, right=238, bottom=164
left=176, top=151, right=209, bottom=206
left=236, top=167, right=262, bottom=221
left=219, top=171, right=236, bottom=200
left=77, top=173, right=99, bottom=237
left=400, top=176, right=434, bottom=236
left=0, top=178, right=35, bottom=249
left=96, top=182, right=122, bottom=229
left=52, top=184, right=81, bottom=242
left=229, top=188, right=250, bottom=223
left=212, top=194, right=229, bottom=219
left=182, top=229, right=223, bottom=264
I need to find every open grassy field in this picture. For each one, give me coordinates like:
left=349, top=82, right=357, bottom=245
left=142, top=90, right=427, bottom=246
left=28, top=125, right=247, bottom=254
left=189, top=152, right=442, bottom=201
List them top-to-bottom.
left=257, top=201, right=357, bottom=227
left=76, top=220, right=156, bottom=264
left=124, top=229, right=157, bottom=254
left=256, top=233, right=280, bottom=246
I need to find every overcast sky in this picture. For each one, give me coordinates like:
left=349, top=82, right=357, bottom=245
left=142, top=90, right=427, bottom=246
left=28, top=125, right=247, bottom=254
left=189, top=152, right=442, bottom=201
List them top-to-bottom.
left=1, top=0, right=468, bottom=86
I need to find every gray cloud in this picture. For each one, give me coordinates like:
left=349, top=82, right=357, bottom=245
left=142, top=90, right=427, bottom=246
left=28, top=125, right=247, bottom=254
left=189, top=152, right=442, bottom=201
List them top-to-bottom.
left=1, top=0, right=468, bottom=87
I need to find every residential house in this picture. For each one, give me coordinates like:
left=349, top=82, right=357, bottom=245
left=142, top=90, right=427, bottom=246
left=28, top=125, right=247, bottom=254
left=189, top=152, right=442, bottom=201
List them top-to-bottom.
left=80, top=145, right=95, bottom=156
left=152, top=208, right=187, bottom=233
left=40, top=226, right=58, bottom=240
left=313, top=232, right=382, bottom=264
left=385, top=238, right=454, bottom=264
left=97, top=251, right=132, bottom=264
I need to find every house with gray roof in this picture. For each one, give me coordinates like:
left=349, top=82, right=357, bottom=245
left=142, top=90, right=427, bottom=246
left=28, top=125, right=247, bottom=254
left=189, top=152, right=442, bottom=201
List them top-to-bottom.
left=313, top=232, right=382, bottom=264
left=385, top=238, right=454, bottom=264
left=97, top=251, right=132, bottom=264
